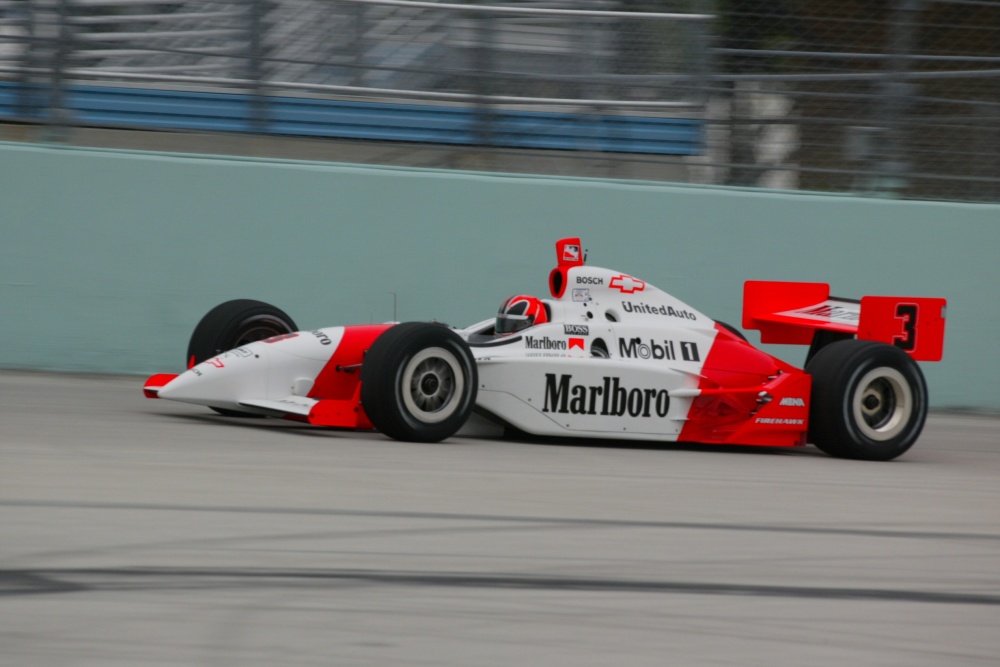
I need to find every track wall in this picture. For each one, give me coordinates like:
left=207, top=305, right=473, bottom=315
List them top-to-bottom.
left=1, top=142, right=997, bottom=409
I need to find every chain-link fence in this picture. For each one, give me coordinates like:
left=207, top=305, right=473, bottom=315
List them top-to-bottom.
left=1, top=0, right=998, bottom=202
left=712, top=0, right=1000, bottom=201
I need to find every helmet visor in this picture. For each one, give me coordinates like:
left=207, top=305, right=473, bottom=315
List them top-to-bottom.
left=496, top=312, right=534, bottom=334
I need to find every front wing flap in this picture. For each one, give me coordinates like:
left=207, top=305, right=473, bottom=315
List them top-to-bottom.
left=239, top=393, right=373, bottom=430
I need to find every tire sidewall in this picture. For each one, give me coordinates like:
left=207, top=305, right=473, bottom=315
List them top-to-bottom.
left=186, top=299, right=298, bottom=418
left=187, top=300, right=298, bottom=365
left=362, top=323, right=478, bottom=442
left=808, top=340, right=927, bottom=460
left=838, top=349, right=926, bottom=451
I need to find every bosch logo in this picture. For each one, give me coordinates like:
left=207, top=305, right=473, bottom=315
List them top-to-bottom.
left=576, top=276, right=604, bottom=285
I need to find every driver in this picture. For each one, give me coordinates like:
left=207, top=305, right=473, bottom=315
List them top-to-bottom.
left=496, top=294, right=549, bottom=335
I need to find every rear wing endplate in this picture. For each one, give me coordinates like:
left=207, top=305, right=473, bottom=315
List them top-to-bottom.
left=742, top=281, right=946, bottom=362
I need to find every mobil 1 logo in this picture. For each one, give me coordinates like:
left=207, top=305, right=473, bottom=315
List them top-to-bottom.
left=619, top=338, right=700, bottom=362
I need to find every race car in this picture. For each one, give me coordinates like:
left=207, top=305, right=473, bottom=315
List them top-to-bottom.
left=144, top=237, right=946, bottom=461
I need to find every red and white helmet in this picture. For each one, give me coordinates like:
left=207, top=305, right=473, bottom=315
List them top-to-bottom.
left=496, top=295, right=549, bottom=335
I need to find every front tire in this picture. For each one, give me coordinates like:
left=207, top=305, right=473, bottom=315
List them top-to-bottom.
left=187, top=299, right=298, bottom=417
left=360, top=323, right=478, bottom=442
left=806, top=340, right=927, bottom=461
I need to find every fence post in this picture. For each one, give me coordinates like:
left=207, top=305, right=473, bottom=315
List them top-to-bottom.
left=14, top=0, right=38, bottom=120
left=20, top=0, right=72, bottom=138
left=37, top=0, right=71, bottom=140
left=248, top=0, right=269, bottom=133
left=350, top=0, right=365, bottom=87
left=690, top=0, right=714, bottom=111
left=875, top=0, right=924, bottom=196
left=472, top=8, right=495, bottom=147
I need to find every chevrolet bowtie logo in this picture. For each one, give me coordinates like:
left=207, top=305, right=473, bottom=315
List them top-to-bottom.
left=609, top=274, right=646, bottom=294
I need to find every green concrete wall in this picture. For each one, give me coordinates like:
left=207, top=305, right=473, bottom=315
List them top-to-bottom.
left=2, top=141, right=997, bottom=410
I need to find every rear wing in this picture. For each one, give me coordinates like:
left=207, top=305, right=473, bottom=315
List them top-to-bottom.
left=742, top=281, right=946, bottom=362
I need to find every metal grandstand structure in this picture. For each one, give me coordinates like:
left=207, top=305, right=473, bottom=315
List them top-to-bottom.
left=0, top=0, right=708, bottom=103
left=1, top=0, right=999, bottom=201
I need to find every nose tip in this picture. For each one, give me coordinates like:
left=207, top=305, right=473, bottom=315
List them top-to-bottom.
left=157, top=347, right=267, bottom=408
left=155, top=371, right=194, bottom=401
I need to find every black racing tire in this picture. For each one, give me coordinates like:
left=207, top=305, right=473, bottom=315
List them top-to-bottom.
left=187, top=299, right=298, bottom=418
left=360, top=322, right=478, bottom=443
left=806, top=339, right=927, bottom=461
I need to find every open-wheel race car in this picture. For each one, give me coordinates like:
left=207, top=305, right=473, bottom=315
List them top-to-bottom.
left=144, top=238, right=946, bottom=460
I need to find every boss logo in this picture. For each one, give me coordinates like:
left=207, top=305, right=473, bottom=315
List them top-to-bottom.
left=564, top=324, right=590, bottom=335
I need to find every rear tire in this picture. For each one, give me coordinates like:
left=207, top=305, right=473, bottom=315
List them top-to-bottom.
left=187, top=299, right=298, bottom=417
left=361, top=323, right=478, bottom=442
left=806, top=340, right=927, bottom=461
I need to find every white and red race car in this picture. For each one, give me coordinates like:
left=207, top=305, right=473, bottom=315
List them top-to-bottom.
left=144, top=237, right=946, bottom=460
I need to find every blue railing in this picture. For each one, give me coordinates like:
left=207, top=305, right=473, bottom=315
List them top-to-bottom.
left=0, top=83, right=702, bottom=156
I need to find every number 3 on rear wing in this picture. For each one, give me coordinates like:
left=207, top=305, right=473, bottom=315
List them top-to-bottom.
left=742, top=281, right=947, bottom=362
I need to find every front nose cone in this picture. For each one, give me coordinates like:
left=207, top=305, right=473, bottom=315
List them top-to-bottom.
left=158, top=346, right=267, bottom=410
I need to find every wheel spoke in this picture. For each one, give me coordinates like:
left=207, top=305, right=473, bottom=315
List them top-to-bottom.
left=408, top=356, right=457, bottom=416
left=852, top=367, right=912, bottom=441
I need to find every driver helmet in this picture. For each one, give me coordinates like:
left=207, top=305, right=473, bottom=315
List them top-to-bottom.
left=496, top=295, right=549, bottom=335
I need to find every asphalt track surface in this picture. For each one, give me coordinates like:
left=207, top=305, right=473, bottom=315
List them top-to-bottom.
left=1, top=371, right=998, bottom=666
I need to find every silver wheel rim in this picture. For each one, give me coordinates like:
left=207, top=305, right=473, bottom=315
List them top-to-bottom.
left=400, top=347, right=464, bottom=424
left=852, top=367, right=913, bottom=441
